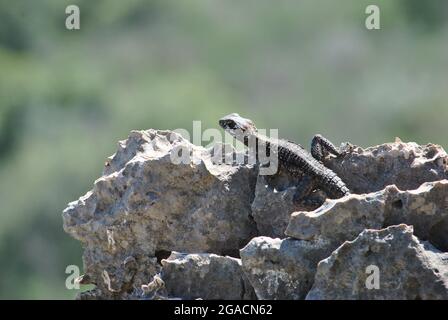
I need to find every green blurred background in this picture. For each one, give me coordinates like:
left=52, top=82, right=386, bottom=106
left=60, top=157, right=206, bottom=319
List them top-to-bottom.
left=0, top=0, right=447, bottom=299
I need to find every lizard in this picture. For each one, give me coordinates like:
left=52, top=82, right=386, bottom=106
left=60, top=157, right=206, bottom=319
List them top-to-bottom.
left=218, top=113, right=350, bottom=202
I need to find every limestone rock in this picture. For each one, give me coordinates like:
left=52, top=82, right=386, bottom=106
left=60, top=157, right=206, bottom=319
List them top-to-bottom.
left=63, top=129, right=258, bottom=298
left=63, top=131, right=448, bottom=300
left=254, top=140, right=448, bottom=239
left=326, top=141, right=448, bottom=194
left=251, top=170, right=326, bottom=238
left=251, top=174, right=298, bottom=238
left=286, top=180, right=448, bottom=251
left=384, top=181, right=448, bottom=251
left=286, top=192, right=385, bottom=244
left=306, top=225, right=448, bottom=300
left=240, top=236, right=333, bottom=300
left=160, top=252, right=256, bottom=300
left=140, top=274, right=168, bottom=300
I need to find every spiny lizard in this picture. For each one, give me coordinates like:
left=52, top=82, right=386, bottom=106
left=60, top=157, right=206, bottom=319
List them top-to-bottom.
left=219, top=113, right=350, bottom=201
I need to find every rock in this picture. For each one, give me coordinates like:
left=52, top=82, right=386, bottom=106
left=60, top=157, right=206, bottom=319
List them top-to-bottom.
left=63, top=129, right=258, bottom=298
left=63, top=130, right=448, bottom=300
left=254, top=140, right=448, bottom=239
left=326, top=140, right=448, bottom=194
left=251, top=170, right=326, bottom=238
left=250, top=173, right=298, bottom=238
left=286, top=180, right=448, bottom=251
left=384, top=181, right=448, bottom=251
left=286, top=192, right=385, bottom=244
left=306, top=224, right=448, bottom=300
left=240, top=236, right=333, bottom=299
left=160, top=252, right=256, bottom=300
left=140, top=274, right=169, bottom=300
left=76, top=288, right=106, bottom=300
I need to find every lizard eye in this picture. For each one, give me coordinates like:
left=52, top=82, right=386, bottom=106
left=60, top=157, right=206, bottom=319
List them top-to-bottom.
left=228, top=122, right=237, bottom=129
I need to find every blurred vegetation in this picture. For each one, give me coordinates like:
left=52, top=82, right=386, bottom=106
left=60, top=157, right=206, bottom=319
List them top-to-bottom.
left=0, top=0, right=447, bottom=298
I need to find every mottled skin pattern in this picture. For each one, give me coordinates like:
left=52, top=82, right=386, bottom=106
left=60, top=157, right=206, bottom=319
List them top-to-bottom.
left=219, top=113, right=350, bottom=201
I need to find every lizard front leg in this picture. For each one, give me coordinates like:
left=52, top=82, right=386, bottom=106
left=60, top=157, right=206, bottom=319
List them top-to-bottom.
left=311, top=134, right=343, bottom=162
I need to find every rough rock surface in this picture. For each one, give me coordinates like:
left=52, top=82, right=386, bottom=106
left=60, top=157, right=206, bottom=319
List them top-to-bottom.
left=63, top=129, right=258, bottom=298
left=63, top=130, right=448, bottom=300
left=327, top=139, right=448, bottom=194
left=254, top=140, right=448, bottom=238
left=251, top=171, right=327, bottom=238
left=251, top=174, right=300, bottom=238
left=286, top=180, right=448, bottom=251
left=306, top=225, right=448, bottom=299
left=240, top=237, right=333, bottom=299
left=160, top=252, right=256, bottom=300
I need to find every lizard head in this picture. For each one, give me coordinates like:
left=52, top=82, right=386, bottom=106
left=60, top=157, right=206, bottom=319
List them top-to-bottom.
left=219, top=113, right=257, bottom=141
